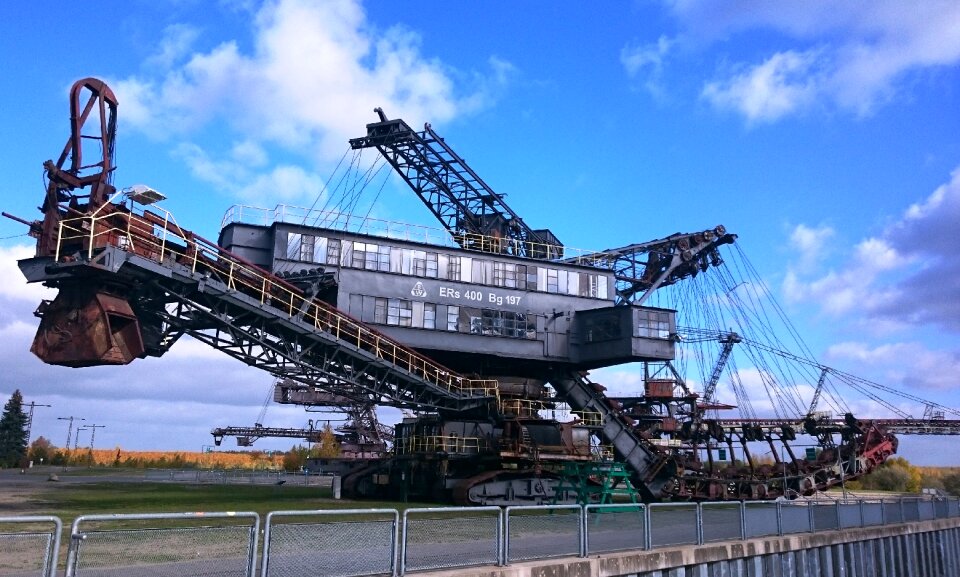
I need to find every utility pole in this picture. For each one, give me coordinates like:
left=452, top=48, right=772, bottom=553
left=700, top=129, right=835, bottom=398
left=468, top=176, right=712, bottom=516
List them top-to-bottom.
left=24, top=401, right=51, bottom=445
left=58, top=416, right=85, bottom=451
left=82, top=424, right=106, bottom=450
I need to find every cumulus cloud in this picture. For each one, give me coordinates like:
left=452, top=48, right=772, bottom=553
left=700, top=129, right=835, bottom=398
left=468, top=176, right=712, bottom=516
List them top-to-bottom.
left=114, top=0, right=511, bottom=182
left=663, top=1, right=960, bottom=121
left=702, top=50, right=822, bottom=123
left=174, top=141, right=327, bottom=203
left=782, top=166, right=960, bottom=332
left=788, top=223, right=834, bottom=269
left=783, top=234, right=905, bottom=316
left=0, top=245, right=55, bottom=305
left=826, top=341, right=960, bottom=392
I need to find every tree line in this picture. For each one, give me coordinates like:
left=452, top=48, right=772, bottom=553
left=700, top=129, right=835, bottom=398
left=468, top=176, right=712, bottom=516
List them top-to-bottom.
left=3, top=390, right=959, bottom=494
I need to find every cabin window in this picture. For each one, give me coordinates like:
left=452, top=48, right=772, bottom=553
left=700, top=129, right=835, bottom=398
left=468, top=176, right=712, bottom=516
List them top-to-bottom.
left=286, top=233, right=301, bottom=260
left=299, top=235, right=315, bottom=262
left=326, top=239, right=341, bottom=265
left=377, top=245, right=391, bottom=271
left=409, top=250, right=427, bottom=276
left=425, top=252, right=438, bottom=278
left=447, top=256, right=461, bottom=281
left=493, top=262, right=521, bottom=288
left=526, top=266, right=538, bottom=290
left=546, top=269, right=559, bottom=293
left=374, top=297, right=387, bottom=324
left=387, top=299, right=413, bottom=326
left=424, top=303, right=436, bottom=329
left=446, top=305, right=460, bottom=331
left=637, top=310, right=671, bottom=339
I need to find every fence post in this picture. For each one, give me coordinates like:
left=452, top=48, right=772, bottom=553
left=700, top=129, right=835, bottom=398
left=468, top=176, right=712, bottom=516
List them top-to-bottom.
left=740, top=501, right=747, bottom=540
left=776, top=501, right=784, bottom=536
left=696, top=504, right=704, bottom=545
left=580, top=505, right=587, bottom=558
left=645, top=505, right=653, bottom=550
left=400, top=512, right=409, bottom=576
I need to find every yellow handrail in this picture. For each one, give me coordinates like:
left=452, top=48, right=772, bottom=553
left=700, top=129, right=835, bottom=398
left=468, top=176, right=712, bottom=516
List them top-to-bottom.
left=52, top=206, right=499, bottom=398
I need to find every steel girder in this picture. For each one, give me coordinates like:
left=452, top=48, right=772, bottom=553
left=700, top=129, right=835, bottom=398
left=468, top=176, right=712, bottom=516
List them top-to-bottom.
left=350, top=115, right=558, bottom=258
left=59, top=247, right=494, bottom=413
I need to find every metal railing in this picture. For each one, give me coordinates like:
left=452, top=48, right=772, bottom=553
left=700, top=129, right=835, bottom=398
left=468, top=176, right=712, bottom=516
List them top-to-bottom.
left=219, top=203, right=605, bottom=264
left=52, top=205, right=499, bottom=401
left=394, top=435, right=489, bottom=455
left=3, top=496, right=959, bottom=577
left=505, top=505, right=582, bottom=562
left=401, top=507, right=502, bottom=574
left=262, top=509, right=398, bottom=577
left=64, top=512, right=260, bottom=577
left=0, top=516, right=61, bottom=577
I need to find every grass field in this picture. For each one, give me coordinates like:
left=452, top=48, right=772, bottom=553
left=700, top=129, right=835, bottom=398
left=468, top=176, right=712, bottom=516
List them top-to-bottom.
left=3, top=467, right=434, bottom=521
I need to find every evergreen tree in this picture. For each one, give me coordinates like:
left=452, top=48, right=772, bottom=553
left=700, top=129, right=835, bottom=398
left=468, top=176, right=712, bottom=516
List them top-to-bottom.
left=0, top=390, right=29, bottom=468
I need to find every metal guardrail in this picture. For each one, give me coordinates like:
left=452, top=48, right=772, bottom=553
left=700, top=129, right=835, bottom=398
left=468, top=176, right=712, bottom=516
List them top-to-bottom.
left=3, top=496, right=959, bottom=577
left=505, top=505, right=582, bottom=562
left=401, top=507, right=502, bottom=574
left=262, top=509, right=399, bottom=577
left=65, top=512, right=260, bottom=577
left=0, top=516, right=62, bottom=577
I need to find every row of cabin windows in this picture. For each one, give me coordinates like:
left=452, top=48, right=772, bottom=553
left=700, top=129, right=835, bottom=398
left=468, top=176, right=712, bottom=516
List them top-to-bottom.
left=287, top=233, right=609, bottom=299
left=358, top=295, right=537, bottom=339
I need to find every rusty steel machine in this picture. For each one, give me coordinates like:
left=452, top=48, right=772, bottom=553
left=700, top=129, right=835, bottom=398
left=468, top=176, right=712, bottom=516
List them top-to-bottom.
left=14, top=77, right=956, bottom=505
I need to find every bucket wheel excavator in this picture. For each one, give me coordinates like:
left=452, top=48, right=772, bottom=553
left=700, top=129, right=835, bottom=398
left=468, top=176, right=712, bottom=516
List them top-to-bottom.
left=10, top=78, right=934, bottom=506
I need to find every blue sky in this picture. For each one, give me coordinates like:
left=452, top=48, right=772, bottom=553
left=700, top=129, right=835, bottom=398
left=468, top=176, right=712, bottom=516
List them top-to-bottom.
left=1, top=1, right=959, bottom=463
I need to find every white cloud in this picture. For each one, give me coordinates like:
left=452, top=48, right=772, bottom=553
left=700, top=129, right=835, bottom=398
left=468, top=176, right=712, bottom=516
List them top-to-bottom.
left=117, top=0, right=508, bottom=157
left=667, top=1, right=960, bottom=121
left=145, top=24, right=201, bottom=70
left=621, top=35, right=674, bottom=97
left=701, top=50, right=821, bottom=123
left=173, top=142, right=327, bottom=203
left=778, top=166, right=960, bottom=327
left=788, top=223, right=833, bottom=269
left=782, top=234, right=905, bottom=316
left=0, top=245, right=55, bottom=303
left=826, top=341, right=960, bottom=391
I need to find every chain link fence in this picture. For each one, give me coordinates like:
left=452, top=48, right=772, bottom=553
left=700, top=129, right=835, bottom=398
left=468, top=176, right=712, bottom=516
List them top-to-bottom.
left=4, top=495, right=959, bottom=576
left=862, top=500, right=884, bottom=527
left=779, top=501, right=813, bottom=534
left=700, top=502, right=743, bottom=543
left=744, top=502, right=780, bottom=538
left=648, top=503, right=700, bottom=548
left=584, top=504, right=647, bottom=555
left=505, top=505, right=582, bottom=563
left=400, top=507, right=501, bottom=574
left=262, top=509, right=398, bottom=577
left=65, top=512, right=259, bottom=577
left=0, top=516, right=61, bottom=577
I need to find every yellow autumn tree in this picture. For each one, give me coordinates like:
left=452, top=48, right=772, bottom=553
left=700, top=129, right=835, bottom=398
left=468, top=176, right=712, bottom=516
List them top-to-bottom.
left=312, top=423, right=341, bottom=458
